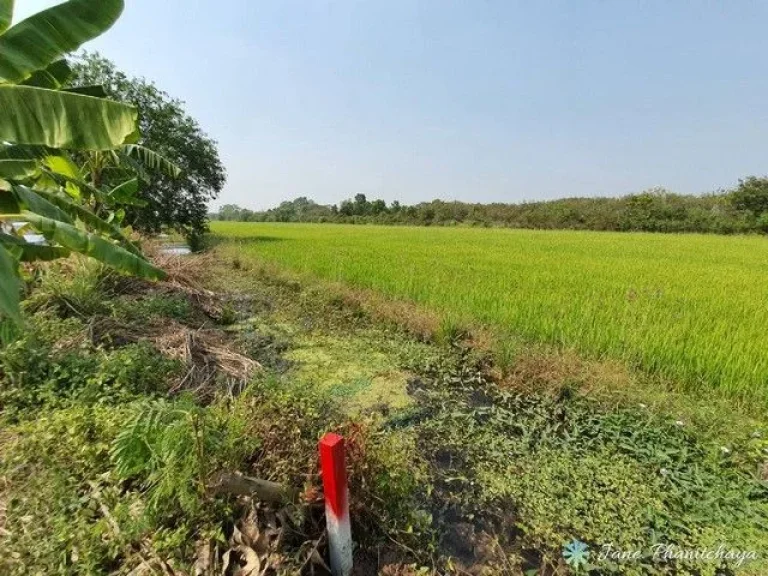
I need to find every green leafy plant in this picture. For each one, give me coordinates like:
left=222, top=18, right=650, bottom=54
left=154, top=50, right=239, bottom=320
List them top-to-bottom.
left=0, top=0, right=167, bottom=323
left=412, top=359, right=768, bottom=575
left=110, top=396, right=258, bottom=517
left=111, top=398, right=210, bottom=515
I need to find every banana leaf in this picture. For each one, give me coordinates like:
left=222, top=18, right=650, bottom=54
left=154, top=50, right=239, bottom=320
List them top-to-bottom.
left=0, top=0, right=123, bottom=84
left=0, top=0, right=13, bottom=35
left=21, top=59, right=72, bottom=89
left=64, top=84, right=108, bottom=98
left=0, top=86, right=139, bottom=150
left=122, top=145, right=182, bottom=178
left=43, top=155, right=82, bottom=198
left=0, top=159, right=37, bottom=180
left=39, top=165, right=103, bottom=203
left=108, top=178, right=146, bottom=207
left=12, top=185, right=74, bottom=224
left=0, top=188, right=20, bottom=212
left=27, top=189, right=146, bottom=258
left=22, top=212, right=165, bottom=280
left=0, top=232, right=70, bottom=262
left=0, top=242, right=21, bottom=322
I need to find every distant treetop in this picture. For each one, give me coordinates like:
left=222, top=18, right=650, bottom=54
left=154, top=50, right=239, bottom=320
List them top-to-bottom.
left=212, top=179, right=768, bottom=235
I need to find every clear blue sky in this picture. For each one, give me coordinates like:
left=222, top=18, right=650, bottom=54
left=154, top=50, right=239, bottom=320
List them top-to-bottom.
left=18, top=1, right=768, bottom=210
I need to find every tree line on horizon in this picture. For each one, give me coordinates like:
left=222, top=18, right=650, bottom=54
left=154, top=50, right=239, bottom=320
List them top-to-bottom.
left=213, top=177, right=768, bottom=234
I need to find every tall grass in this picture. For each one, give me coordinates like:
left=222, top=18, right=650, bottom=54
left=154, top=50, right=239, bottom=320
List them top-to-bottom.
left=212, top=222, right=768, bottom=400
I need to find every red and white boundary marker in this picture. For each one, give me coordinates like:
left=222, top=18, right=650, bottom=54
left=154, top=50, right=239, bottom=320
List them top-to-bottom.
left=319, top=433, right=353, bottom=576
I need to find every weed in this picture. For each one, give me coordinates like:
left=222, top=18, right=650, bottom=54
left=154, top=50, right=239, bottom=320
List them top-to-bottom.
left=25, top=257, right=110, bottom=318
left=111, top=293, right=193, bottom=323
left=219, top=302, right=237, bottom=325
left=435, top=315, right=465, bottom=345
left=1, top=323, right=181, bottom=416
left=491, top=335, right=518, bottom=377
left=399, top=350, right=768, bottom=574
left=111, top=396, right=254, bottom=516
left=0, top=404, right=132, bottom=575
left=344, top=421, right=434, bottom=549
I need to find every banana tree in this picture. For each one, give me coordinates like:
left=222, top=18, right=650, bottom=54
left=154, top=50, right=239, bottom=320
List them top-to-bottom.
left=0, top=0, right=165, bottom=323
left=39, top=144, right=182, bottom=222
left=85, top=145, right=182, bottom=189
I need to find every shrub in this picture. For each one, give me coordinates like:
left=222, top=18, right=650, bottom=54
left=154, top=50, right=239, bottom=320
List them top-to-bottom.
left=0, top=313, right=181, bottom=416
left=111, top=395, right=259, bottom=517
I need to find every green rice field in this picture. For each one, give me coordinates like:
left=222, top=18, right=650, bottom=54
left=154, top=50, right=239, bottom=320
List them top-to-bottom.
left=212, top=222, right=768, bottom=400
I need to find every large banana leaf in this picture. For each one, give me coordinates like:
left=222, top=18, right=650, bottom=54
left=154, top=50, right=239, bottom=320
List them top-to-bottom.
left=0, top=0, right=123, bottom=84
left=0, top=0, right=13, bottom=35
left=21, top=59, right=73, bottom=89
left=0, top=86, right=139, bottom=149
left=0, top=144, right=54, bottom=160
left=123, top=145, right=182, bottom=178
left=43, top=155, right=82, bottom=198
left=0, top=159, right=37, bottom=180
left=107, top=178, right=146, bottom=207
left=12, top=185, right=74, bottom=224
left=30, top=187, right=145, bottom=258
left=22, top=212, right=165, bottom=280
left=0, top=232, right=71, bottom=262
left=0, top=243, right=21, bottom=322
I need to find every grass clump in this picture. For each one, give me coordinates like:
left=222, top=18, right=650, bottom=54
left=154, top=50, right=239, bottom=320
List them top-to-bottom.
left=25, top=257, right=110, bottom=318
left=110, top=292, right=193, bottom=323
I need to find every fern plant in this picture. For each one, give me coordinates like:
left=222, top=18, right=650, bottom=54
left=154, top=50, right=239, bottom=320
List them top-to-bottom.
left=111, top=398, right=212, bottom=515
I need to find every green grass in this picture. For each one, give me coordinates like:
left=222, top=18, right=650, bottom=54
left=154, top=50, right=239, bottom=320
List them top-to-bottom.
left=211, top=222, right=768, bottom=400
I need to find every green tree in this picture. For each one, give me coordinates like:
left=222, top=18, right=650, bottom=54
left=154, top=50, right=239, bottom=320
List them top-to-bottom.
left=69, top=53, right=226, bottom=249
left=730, top=176, right=768, bottom=217
left=353, top=193, right=369, bottom=215
left=216, top=204, right=245, bottom=221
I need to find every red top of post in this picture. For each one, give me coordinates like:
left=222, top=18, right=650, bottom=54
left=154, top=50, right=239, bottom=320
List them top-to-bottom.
left=319, top=433, right=348, bottom=518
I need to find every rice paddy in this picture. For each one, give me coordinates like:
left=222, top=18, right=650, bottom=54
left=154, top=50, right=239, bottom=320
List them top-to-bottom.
left=212, top=222, right=768, bottom=400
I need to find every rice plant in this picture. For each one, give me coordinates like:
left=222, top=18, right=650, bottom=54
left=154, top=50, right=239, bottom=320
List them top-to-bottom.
left=212, top=222, right=768, bottom=401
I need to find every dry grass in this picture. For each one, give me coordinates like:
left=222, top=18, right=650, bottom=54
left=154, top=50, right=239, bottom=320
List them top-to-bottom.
left=66, top=244, right=264, bottom=400
left=156, top=325, right=261, bottom=397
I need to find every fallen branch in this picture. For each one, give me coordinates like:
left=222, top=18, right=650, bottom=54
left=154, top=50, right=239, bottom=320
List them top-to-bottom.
left=208, top=472, right=298, bottom=504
